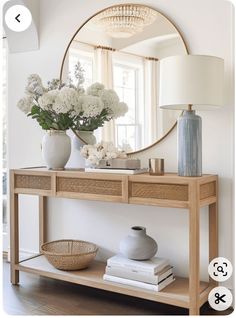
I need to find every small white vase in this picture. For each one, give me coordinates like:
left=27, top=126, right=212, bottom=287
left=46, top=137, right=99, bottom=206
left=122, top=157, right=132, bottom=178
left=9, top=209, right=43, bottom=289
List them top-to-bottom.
left=42, top=130, right=71, bottom=170
left=72, top=131, right=96, bottom=168
left=119, top=226, right=158, bottom=260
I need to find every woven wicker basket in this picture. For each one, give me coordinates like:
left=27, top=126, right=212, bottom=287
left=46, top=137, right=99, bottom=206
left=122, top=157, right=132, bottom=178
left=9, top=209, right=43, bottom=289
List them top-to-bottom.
left=41, top=239, right=98, bottom=271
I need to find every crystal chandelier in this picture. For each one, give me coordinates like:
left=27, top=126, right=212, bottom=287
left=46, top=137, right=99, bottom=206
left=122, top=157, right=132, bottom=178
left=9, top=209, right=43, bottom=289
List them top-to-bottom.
left=93, top=5, right=158, bottom=38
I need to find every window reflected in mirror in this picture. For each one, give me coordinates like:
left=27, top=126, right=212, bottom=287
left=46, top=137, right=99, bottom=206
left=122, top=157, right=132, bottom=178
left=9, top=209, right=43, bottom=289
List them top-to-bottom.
left=61, top=4, right=188, bottom=153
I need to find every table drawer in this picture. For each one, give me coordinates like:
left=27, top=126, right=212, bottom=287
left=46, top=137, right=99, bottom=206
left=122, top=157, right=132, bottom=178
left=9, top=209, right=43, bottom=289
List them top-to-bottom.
left=15, top=174, right=51, bottom=191
left=56, top=175, right=128, bottom=203
left=57, top=177, right=122, bottom=196
left=129, top=182, right=188, bottom=201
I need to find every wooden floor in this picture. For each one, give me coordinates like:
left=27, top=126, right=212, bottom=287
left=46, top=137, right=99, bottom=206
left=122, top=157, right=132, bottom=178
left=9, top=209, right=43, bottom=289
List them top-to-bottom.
left=2, top=259, right=233, bottom=315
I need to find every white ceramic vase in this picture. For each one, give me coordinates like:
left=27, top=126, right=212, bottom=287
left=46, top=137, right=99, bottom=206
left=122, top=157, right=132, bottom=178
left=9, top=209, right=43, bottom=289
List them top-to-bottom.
left=42, top=130, right=71, bottom=170
left=72, top=131, right=96, bottom=168
left=119, top=226, right=158, bottom=260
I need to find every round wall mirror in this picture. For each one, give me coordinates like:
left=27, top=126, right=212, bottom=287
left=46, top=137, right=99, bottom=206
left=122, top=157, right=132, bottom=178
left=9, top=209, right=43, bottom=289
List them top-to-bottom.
left=60, top=4, right=188, bottom=154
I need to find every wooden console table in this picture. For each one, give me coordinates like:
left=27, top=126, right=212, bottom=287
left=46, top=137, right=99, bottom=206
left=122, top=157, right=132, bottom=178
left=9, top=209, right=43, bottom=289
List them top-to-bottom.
left=10, top=167, right=218, bottom=315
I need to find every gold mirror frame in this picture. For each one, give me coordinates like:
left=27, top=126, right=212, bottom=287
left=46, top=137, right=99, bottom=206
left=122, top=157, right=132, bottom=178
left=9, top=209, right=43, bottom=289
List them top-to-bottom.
left=60, top=4, right=189, bottom=155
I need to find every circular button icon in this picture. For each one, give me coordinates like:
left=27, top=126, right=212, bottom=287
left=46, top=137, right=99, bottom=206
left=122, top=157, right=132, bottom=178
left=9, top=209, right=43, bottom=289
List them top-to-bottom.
left=5, top=5, right=32, bottom=32
left=208, top=257, right=233, bottom=282
left=208, top=286, right=233, bottom=311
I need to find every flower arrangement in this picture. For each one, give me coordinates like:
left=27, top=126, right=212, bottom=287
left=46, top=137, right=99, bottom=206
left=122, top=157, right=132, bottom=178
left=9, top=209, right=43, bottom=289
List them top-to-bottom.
left=17, top=62, right=128, bottom=132
left=17, top=75, right=80, bottom=131
left=73, top=84, right=128, bottom=132
left=80, top=141, right=127, bottom=166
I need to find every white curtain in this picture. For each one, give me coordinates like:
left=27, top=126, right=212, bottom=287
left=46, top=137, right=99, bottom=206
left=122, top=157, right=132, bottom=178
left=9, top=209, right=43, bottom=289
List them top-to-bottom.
left=95, top=47, right=115, bottom=142
left=144, top=59, right=160, bottom=144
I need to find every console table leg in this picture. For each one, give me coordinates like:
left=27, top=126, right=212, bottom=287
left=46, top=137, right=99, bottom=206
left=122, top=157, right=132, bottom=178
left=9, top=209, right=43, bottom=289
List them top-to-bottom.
left=10, top=178, right=19, bottom=285
left=189, top=183, right=200, bottom=315
left=39, top=196, right=47, bottom=250
left=209, top=202, right=218, bottom=287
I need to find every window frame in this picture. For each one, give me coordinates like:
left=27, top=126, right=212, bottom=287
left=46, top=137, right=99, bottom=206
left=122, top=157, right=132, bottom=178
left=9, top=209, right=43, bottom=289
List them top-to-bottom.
left=113, top=58, right=144, bottom=150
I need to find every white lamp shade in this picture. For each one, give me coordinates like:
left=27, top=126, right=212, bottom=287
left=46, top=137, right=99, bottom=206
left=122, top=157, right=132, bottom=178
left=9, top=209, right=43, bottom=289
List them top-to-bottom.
left=159, top=55, right=224, bottom=110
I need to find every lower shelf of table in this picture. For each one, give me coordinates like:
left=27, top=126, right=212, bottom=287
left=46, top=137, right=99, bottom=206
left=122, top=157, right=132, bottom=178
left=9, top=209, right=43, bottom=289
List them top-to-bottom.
left=15, top=255, right=211, bottom=309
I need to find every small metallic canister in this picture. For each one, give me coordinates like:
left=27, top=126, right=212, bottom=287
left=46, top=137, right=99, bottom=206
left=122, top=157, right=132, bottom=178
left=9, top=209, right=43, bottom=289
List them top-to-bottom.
left=149, top=158, right=164, bottom=176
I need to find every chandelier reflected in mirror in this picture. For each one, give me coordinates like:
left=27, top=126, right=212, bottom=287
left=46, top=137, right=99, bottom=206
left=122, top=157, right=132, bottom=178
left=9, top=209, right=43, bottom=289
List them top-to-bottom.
left=92, top=5, right=158, bottom=38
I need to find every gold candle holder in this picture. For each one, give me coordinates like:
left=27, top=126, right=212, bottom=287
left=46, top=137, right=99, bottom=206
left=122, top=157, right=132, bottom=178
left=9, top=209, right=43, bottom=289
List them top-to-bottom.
left=149, top=158, right=164, bottom=176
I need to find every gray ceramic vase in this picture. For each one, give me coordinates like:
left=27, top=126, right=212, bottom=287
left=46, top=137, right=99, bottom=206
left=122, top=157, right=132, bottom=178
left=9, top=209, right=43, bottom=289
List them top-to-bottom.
left=178, top=110, right=202, bottom=177
left=119, top=226, right=158, bottom=260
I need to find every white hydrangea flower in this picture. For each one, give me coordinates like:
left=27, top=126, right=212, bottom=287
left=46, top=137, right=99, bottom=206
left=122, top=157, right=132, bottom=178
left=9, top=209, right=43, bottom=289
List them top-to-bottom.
left=25, top=74, right=44, bottom=96
left=86, top=83, right=105, bottom=97
left=77, top=86, right=85, bottom=95
left=53, top=87, right=80, bottom=114
left=38, top=89, right=58, bottom=111
left=101, top=89, right=119, bottom=113
left=79, top=95, right=104, bottom=118
left=17, top=96, right=34, bottom=114
left=112, top=102, right=129, bottom=119
left=80, top=141, right=127, bottom=167
left=80, top=144, right=91, bottom=158
left=87, top=147, right=98, bottom=156
left=97, top=150, right=106, bottom=160
left=87, top=154, right=100, bottom=166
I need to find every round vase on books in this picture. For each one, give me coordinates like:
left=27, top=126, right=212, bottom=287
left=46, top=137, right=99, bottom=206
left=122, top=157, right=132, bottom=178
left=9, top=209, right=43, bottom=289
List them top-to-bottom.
left=119, top=226, right=158, bottom=260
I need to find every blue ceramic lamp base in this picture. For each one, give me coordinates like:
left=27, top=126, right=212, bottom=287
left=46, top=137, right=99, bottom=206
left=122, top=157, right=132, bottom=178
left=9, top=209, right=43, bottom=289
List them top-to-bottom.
left=178, top=110, right=202, bottom=177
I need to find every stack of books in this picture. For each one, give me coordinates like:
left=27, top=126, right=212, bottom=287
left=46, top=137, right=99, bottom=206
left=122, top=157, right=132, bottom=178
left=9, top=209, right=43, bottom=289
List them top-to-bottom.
left=85, top=168, right=148, bottom=175
left=103, top=255, right=175, bottom=292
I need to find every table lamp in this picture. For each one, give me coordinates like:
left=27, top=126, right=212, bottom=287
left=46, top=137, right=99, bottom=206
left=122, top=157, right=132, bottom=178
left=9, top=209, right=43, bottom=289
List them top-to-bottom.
left=159, top=55, right=224, bottom=177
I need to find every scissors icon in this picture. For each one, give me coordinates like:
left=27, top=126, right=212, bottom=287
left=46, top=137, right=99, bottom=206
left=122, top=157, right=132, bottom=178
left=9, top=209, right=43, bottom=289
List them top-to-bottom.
left=215, top=293, right=226, bottom=304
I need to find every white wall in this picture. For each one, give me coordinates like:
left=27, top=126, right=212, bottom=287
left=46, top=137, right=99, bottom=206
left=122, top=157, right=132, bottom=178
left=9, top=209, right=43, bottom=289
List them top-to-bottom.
left=8, top=0, right=234, bottom=288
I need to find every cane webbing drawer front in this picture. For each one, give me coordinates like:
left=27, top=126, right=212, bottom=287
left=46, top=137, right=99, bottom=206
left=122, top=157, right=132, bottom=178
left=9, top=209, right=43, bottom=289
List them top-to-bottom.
left=15, top=174, right=51, bottom=191
left=57, top=177, right=122, bottom=196
left=130, top=182, right=188, bottom=201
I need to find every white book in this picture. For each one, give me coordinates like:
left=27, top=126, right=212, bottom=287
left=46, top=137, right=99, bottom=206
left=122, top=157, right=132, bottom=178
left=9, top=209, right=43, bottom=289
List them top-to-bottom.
left=85, top=168, right=148, bottom=175
left=107, top=255, right=169, bottom=274
left=105, top=265, right=173, bottom=285
left=103, top=274, right=175, bottom=292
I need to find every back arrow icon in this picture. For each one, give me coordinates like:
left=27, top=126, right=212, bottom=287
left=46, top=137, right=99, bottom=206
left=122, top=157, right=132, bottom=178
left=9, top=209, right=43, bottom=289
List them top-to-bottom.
left=15, top=14, right=21, bottom=23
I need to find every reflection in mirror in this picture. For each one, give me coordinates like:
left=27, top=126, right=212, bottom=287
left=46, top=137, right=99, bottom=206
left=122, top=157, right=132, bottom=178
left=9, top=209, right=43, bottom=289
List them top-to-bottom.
left=61, top=4, right=188, bottom=153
